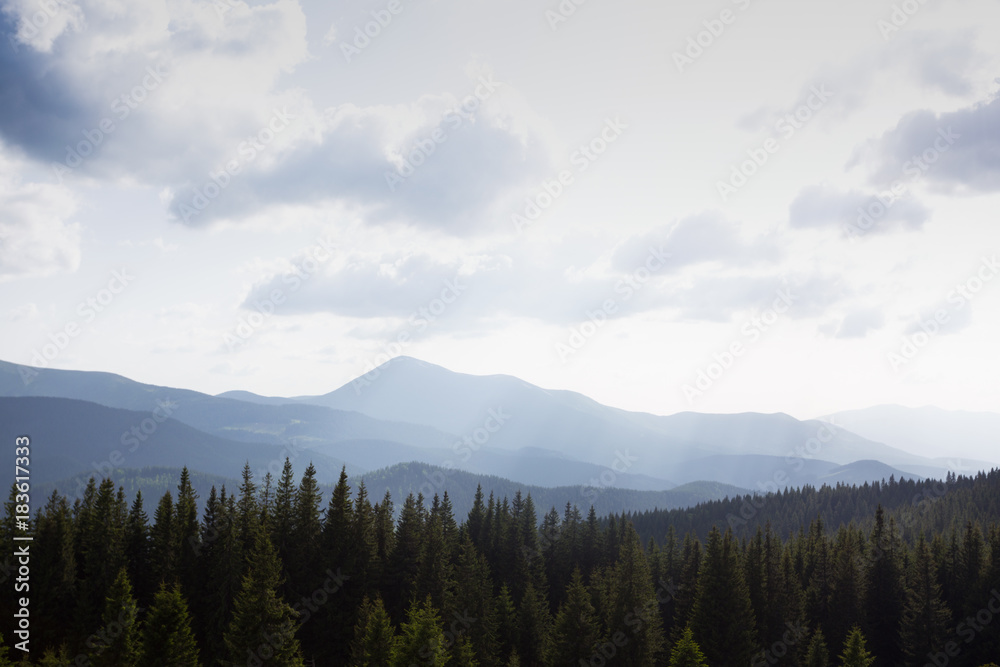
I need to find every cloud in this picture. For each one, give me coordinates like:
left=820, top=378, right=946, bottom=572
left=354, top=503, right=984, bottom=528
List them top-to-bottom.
left=0, top=2, right=549, bottom=236
left=737, top=30, right=990, bottom=132
left=858, top=93, right=1000, bottom=193
left=165, top=94, right=548, bottom=235
left=0, top=144, right=80, bottom=281
left=788, top=184, right=929, bottom=232
left=611, top=212, right=781, bottom=273
left=235, top=217, right=840, bottom=332
left=834, top=308, right=885, bottom=339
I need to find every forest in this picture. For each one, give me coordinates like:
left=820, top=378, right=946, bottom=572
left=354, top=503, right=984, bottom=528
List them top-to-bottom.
left=2, top=461, right=1000, bottom=666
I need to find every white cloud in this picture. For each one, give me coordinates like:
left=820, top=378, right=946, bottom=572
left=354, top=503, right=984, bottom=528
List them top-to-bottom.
left=0, top=145, right=80, bottom=281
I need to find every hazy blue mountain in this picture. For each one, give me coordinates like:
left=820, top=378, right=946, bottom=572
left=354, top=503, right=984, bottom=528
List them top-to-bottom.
left=297, top=356, right=933, bottom=470
left=2, top=357, right=978, bottom=495
left=0, top=358, right=461, bottom=464
left=0, top=397, right=356, bottom=489
left=820, top=404, right=1000, bottom=465
left=306, top=439, right=678, bottom=490
left=669, top=454, right=921, bottom=490
left=350, top=462, right=747, bottom=520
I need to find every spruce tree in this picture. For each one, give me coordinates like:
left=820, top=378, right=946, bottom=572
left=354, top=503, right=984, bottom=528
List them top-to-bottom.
left=174, top=467, right=201, bottom=595
left=864, top=508, right=904, bottom=666
left=603, top=523, right=665, bottom=666
left=223, top=526, right=304, bottom=666
left=690, top=526, right=757, bottom=667
left=900, top=535, right=951, bottom=667
left=93, top=567, right=140, bottom=666
left=549, top=568, right=600, bottom=665
left=515, top=582, right=553, bottom=666
left=139, top=583, right=200, bottom=667
left=349, top=595, right=396, bottom=667
left=392, top=596, right=448, bottom=667
left=668, top=627, right=709, bottom=667
left=838, top=627, right=875, bottom=667
left=804, top=629, right=830, bottom=667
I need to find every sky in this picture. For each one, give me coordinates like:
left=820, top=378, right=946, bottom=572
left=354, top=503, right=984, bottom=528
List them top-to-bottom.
left=1, top=0, right=999, bottom=421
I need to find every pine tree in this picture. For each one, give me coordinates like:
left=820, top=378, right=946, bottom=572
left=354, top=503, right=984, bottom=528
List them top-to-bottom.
left=271, top=458, right=296, bottom=577
left=174, top=467, right=201, bottom=595
left=76, top=479, right=128, bottom=637
left=32, top=491, right=76, bottom=650
left=124, top=491, right=152, bottom=607
left=149, top=491, right=175, bottom=584
left=864, top=507, right=904, bottom=666
left=602, top=523, right=665, bottom=666
left=224, top=525, right=304, bottom=666
left=690, top=527, right=757, bottom=667
left=828, top=527, right=863, bottom=654
left=453, top=533, right=499, bottom=665
left=901, top=535, right=951, bottom=667
left=93, top=567, right=140, bottom=666
left=549, top=568, right=599, bottom=665
left=515, top=582, right=553, bottom=666
left=139, top=583, right=200, bottom=667
left=494, top=585, right=519, bottom=663
left=349, top=595, right=396, bottom=667
left=392, top=596, right=448, bottom=667
left=668, top=627, right=709, bottom=667
left=838, top=627, right=875, bottom=667
left=804, top=629, right=829, bottom=667
left=0, top=633, right=13, bottom=667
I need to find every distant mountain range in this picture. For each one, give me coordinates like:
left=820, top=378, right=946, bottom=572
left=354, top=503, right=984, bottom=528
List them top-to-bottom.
left=2, top=356, right=996, bottom=508
left=820, top=404, right=1000, bottom=468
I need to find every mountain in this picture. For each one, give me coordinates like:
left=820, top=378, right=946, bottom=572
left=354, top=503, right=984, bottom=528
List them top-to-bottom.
left=296, top=356, right=943, bottom=472
left=2, top=357, right=982, bottom=494
left=0, top=397, right=354, bottom=489
left=820, top=405, right=1000, bottom=466
left=670, top=454, right=921, bottom=490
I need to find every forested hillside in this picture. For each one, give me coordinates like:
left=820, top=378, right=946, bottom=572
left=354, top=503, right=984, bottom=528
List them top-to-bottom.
left=2, top=463, right=999, bottom=666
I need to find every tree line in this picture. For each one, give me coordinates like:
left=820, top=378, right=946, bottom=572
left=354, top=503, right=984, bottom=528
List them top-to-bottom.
left=2, top=461, right=999, bottom=666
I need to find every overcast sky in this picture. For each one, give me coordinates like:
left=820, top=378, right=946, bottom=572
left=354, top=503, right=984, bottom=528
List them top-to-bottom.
left=2, top=0, right=999, bottom=420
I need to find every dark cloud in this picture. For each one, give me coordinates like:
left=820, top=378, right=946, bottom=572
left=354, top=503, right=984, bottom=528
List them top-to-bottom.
left=861, top=94, right=1000, bottom=193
